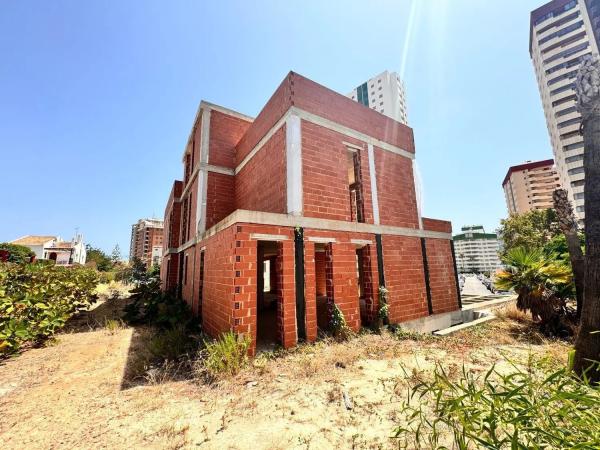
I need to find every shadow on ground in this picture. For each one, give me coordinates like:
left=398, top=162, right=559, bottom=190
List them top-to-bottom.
left=64, top=295, right=194, bottom=390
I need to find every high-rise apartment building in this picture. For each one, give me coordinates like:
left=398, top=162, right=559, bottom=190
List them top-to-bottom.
left=530, top=0, right=600, bottom=223
left=347, top=70, right=408, bottom=124
left=502, top=159, right=562, bottom=215
left=129, top=218, right=164, bottom=268
left=453, top=226, right=503, bottom=274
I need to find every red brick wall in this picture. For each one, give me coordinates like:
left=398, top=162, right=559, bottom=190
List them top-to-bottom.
left=289, top=72, right=415, bottom=152
left=235, top=75, right=293, bottom=164
left=209, top=110, right=252, bottom=169
left=301, top=122, right=374, bottom=223
left=235, top=126, right=286, bottom=213
left=375, top=147, right=419, bottom=228
left=205, top=172, right=235, bottom=229
left=179, top=176, right=198, bottom=245
left=160, top=180, right=182, bottom=289
left=423, top=218, right=452, bottom=234
left=231, top=224, right=295, bottom=354
left=200, top=226, right=237, bottom=338
left=382, top=235, right=429, bottom=323
left=425, top=238, right=459, bottom=314
left=276, top=240, right=297, bottom=349
left=304, top=241, right=317, bottom=342
left=360, top=244, right=379, bottom=325
left=180, top=246, right=196, bottom=308
left=315, top=250, right=326, bottom=296
left=160, top=253, right=179, bottom=292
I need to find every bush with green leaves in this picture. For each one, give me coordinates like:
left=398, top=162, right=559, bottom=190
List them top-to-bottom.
left=0, top=243, right=35, bottom=264
left=496, top=247, right=574, bottom=335
left=0, top=262, right=99, bottom=354
left=123, top=269, right=193, bottom=330
left=378, top=286, right=389, bottom=323
left=330, top=303, right=352, bottom=340
left=200, top=331, right=251, bottom=380
left=394, top=357, right=600, bottom=449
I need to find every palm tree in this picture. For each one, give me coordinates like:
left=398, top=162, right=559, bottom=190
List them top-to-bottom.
left=573, top=55, right=600, bottom=381
left=495, top=247, right=572, bottom=332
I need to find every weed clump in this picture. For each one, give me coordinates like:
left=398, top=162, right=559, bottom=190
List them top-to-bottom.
left=198, top=331, right=251, bottom=381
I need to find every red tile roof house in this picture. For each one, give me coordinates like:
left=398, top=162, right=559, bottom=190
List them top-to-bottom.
left=160, top=72, right=461, bottom=354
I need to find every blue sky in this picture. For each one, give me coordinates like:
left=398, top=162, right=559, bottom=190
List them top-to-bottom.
left=0, top=0, right=551, bottom=255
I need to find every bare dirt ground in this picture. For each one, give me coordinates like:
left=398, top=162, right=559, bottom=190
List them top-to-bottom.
left=0, top=299, right=569, bottom=450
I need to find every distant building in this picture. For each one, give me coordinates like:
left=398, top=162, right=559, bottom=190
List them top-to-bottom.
left=529, top=0, right=600, bottom=223
left=347, top=70, right=408, bottom=124
left=502, top=159, right=562, bottom=215
left=129, top=218, right=164, bottom=268
left=453, top=226, right=503, bottom=274
left=10, top=234, right=86, bottom=265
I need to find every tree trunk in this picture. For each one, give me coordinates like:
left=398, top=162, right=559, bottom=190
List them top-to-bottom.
left=573, top=55, right=600, bottom=382
left=552, top=189, right=584, bottom=319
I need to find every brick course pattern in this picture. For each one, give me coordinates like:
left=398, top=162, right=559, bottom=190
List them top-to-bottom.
left=161, top=71, right=459, bottom=355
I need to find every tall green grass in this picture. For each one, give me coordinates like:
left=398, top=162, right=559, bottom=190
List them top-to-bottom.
left=200, top=331, right=251, bottom=380
left=394, top=356, right=600, bottom=449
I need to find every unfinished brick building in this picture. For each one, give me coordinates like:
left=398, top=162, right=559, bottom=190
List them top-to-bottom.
left=161, top=72, right=461, bottom=354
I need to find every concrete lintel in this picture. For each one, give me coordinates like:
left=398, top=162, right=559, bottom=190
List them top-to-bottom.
left=200, top=100, right=254, bottom=123
left=343, top=141, right=363, bottom=151
left=203, top=163, right=234, bottom=176
left=197, top=209, right=452, bottom=243
left=250, top=233, right=289, bottom=241
left=308, top=237, right=337, bottom=243
left=350, top=239, right=373, bottom=246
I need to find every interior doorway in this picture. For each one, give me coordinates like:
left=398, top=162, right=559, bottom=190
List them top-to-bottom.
left=257, top=241, right=280, bottom=349
left=315, top=243, right=329, bottom=334
left=356, top=246, right=369, bottom=325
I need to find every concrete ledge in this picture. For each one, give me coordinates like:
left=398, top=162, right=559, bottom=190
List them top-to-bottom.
left=197, top=209, right=452, bottom=243
left=400, top=309, right=494, bottom=335
left=433, top=314, right=496, bottom=336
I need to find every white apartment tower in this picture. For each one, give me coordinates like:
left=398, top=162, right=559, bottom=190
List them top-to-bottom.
left=530, top=0, right=600, bottom=224
left=347, top=70, right=408, bottom=124
left=453, top=226, right=503, bottom=274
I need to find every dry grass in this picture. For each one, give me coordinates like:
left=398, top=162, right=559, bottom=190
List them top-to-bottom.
left=0, top=298, right=573, bottom=449
left=495, top=302, right=530, bottom=323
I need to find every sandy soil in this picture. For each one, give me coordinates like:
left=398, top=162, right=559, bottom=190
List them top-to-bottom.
left=0, top=301, right=568, bottom=450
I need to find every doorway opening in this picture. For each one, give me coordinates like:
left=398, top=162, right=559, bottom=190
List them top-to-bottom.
left=257, top=241, right=280, bottom=349
left=315, top=243, right=330, bottom=334
left=356, top=246, right=370, bottom=326
left=197, top=250, right=205, bottom=319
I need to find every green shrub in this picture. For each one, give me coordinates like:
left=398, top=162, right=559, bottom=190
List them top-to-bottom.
left=0, top=243, right=35, bottom=264
left=0, top=262, right=99, bottom=354
left=123, top=274, right=193, bottom=330
left=378, top=286, right=389, bottom=322
left=330, top=303, right=352, bottom=340
left=149, top=325, right=195, bottom=361
left=201, top=331, right=250, bottom=380
left=394, top=357, right=600, bottom=449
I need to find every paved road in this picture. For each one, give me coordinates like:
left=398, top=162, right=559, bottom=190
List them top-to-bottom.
left=461, top=275, right=492, bottom=296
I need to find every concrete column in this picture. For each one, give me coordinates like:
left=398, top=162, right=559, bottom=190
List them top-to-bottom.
left=286, top=114, right=303, bottom=216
